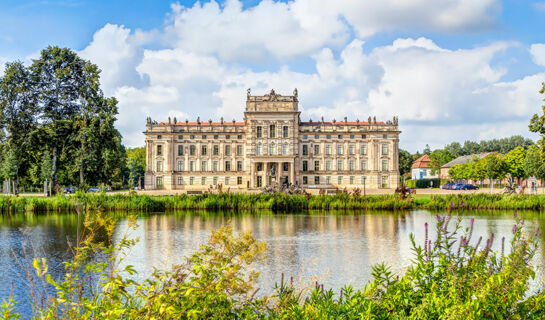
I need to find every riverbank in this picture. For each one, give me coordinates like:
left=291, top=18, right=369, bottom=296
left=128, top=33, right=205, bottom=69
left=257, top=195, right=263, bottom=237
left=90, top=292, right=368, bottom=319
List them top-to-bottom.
left=2, top=192, right=545, bottom=213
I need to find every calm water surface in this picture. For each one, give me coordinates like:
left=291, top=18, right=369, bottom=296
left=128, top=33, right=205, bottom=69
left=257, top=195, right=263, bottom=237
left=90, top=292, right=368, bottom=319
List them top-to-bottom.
left=1, top=210, right=545, bottom=318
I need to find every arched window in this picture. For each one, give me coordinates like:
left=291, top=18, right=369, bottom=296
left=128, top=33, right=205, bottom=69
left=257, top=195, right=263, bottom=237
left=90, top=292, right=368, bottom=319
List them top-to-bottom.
left=269, top=143, right=276, bottom=155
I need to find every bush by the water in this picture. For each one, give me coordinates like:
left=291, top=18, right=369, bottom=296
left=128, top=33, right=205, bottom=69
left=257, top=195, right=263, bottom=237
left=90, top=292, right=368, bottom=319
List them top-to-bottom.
left=2, top=207, right=544, bottom=319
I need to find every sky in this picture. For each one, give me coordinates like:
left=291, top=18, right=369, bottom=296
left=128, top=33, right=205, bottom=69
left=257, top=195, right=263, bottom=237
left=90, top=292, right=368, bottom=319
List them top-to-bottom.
left=1, top=0, right=545, bottom=152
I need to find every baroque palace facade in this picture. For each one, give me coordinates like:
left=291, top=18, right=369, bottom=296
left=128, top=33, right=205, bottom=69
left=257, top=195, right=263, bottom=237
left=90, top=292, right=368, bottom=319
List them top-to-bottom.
left=144, top=89, right=400, bottom=190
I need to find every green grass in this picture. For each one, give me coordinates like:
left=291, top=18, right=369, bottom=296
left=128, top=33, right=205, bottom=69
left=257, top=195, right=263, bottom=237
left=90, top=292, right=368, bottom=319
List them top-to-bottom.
left=1, top=193, right=545, bottom=214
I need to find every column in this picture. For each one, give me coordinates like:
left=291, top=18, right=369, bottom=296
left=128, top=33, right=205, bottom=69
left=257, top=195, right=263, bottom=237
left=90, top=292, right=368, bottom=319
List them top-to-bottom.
left=290, top=161, right=295, bottom=185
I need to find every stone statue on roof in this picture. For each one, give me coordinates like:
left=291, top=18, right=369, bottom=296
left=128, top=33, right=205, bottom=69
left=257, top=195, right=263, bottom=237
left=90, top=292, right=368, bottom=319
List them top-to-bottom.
left=247, top=88, right=251, bottom=97
left=293, top=88, right=298, bottom=98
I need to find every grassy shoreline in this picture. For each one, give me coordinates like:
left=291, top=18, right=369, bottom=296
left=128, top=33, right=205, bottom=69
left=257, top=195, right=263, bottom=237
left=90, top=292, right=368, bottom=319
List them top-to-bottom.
left=2, top=192, right=545, bottom=213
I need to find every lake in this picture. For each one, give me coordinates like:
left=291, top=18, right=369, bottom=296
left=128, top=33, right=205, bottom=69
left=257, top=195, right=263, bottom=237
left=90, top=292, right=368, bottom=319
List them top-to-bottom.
left=1, top=210, right=544, bottom=318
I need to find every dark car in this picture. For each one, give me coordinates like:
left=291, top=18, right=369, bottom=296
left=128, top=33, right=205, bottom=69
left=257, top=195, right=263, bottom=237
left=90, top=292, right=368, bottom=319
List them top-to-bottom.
left=441, top=183, right=454, bottom=190
left=461, top=184, right=479, bottom=190
left=63, top=186, right=77, bottom=194
left=87, top=187, right=101, bottom=193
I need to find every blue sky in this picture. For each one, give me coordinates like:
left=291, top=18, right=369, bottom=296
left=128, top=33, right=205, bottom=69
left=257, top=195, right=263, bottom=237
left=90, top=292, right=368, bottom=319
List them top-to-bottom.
left=1, top=0, right=545, bottom=151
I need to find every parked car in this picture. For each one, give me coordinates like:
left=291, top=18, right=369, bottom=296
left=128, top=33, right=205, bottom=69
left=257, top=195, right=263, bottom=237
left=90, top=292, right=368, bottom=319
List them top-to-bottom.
left=441, top=183, right=455, bottom=190
left=460, top=184, right=479, bottom=190
left=63, top=186, right=77, bottom=194
left=87, top=187, right=101, bottom=193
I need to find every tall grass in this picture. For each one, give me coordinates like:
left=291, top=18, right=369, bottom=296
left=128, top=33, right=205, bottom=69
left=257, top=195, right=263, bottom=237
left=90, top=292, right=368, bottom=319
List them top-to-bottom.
left=1, top=193, right=545, bottom=214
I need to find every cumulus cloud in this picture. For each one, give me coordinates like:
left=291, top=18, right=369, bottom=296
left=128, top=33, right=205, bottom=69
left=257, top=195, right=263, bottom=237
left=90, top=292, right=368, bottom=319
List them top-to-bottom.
left=76, top=0, right=544, bottom=152
left=530, top=43, right=545, bottom=66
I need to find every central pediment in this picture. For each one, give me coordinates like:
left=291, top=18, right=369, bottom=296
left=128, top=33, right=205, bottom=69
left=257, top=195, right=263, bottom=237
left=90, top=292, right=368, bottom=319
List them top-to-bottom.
left=245, top=88, right=299, bottom=112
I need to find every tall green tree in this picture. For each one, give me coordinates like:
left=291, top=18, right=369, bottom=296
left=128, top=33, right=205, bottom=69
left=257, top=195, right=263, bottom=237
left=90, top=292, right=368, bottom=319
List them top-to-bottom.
left=0, top=61, right=37, bottom=193
left=529, top=82, right=545, bottom=155
left=523, top=145, right=545, bottom=182
left=504, top=146, right=528, bottom=181
left=126, top=147, right=146, bottom=188
left=398, top=149, right=412, bottom=176
left=428, top=149, right=455, bottom=175
left=483, top=154, right=506, bottom=187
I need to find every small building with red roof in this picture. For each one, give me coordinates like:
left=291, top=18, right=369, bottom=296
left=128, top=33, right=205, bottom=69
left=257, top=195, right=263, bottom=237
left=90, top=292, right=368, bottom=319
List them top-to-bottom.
left=411, top=154, right=438, bottom=180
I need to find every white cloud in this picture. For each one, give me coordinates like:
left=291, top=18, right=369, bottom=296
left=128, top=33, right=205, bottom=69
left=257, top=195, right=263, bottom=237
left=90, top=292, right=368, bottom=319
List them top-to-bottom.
left=163, top=0, right=500, bottom=62
left=533, top=2, right=545, bottom=11
left=530, top=43, right=545, bottom=66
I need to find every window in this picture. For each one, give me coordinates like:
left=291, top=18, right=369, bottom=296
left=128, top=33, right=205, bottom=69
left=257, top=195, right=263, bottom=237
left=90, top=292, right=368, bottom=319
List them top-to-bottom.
left=269, top=125, right=276, bottom=138
left=257, top=126, right=262, bottom=138
left=283, top=126, right=289, bottom=138
left=362, top=134, right=366, bottom=139
left=383, top=134, right=387, bottom=139
left=157, top=135, right=162, bottom=139
left=178, top=135, right=183, bottom=140
left=190, top=135, right=195, bottom=139
left=202, top=135, right=207, bottom=139
left=214, top=135, right=218, bottom=139
left=226, top=135, right=230, bottom=139
left=237, top=135, right=242, bottom=139
left=303, top=135, right=308, bottom=139
left=314, top=135, right=319, bottom=139
left=326, top=135, right=331, bottom=139
left=338, top=135, right=343, bottom=139
left=350, top=135, right=355, bottom=139
left=256, top=143, right=262, bottom=155
left=269, top=143, right=276, bottom=155
left=283, top=143, right=288, bottom=155
left=325, top=144, right=331, bottom=155
left=349, top=144, right=355, bottom=155
left=360, top=144, right=367, bottom=155
left=382, top=144, right=388, bottom=155
left=157, top=145, right=162, bottom=156
left=178, top=145, right=184, bottom=156
left=190, top=145, right=196, bottom=155
left=201, top=145, right=207, bottom=156
left=213, top=145, right=219, bottom=155
left=225, top=145, right=230, bottom=156
left=237, top=145, right=243, bottom=156
left=302, top=145, right=308, bottom=155
left=314, top=145, right=319, bottom=155
left=337, top=145, right=343, bottom=155
left=337, top=159, right=343, bottom=171
left=349, top=159, right=355, bottom=171
left=361, top=159, right=367, bottom=170
left=382, top=159, right=388, bottom=171
left=177, top=160, right=184, bottom=171
left=314, top=160, right=320, bottom=171
left=326, top=160, right=332, bottom=171
left=156, top=161, right=163, bottom=172
left=190, top=161, right=195, bottom=171
left=201, top=161, right=207, bottom=172
left=213, top=161, right=218, bottom=172
left=225, top=161, right=231, bottom=172
left=237, top=161, right=243, bottom=171
left=302, top=161, right=308, bottom=172
left=283, top=162, right=289, bottom=171
left=257, top=163, right=263, bottom=171
left=156, top=176, right=163, bottom=188
left=177, top=176, right=183, bottom=185
left=190, top=176, right=194, bottom=185
left=213, top=176, right=217, bottom=185
left=257, top=176, right=262, bottom=187
left=303, top=176, right=308, bottom=185
left=314, top=176, right=320, bottom=185
left=326, top=176, right=331, bottom=184
left=337, top=176, right=342, bottom=184
left=350, top=176, right=355, bottom=184
left=382, top=176, right=389, bottom=188
left=201, top=177, right=206, bottom=185
left=225, top=177, right=230, bottom=185
left=237, top=177, right=243, bottom=185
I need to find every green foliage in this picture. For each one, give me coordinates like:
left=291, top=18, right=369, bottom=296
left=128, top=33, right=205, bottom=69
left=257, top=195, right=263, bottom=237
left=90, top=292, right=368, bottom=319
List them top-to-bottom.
left=529, top=82, right=545, bottom=155
left=504, top=146, right=527, bottom=179
left=125, top=147, right=145, bottom=188
left=399, top=149, right=413, bottom=176
left=428, top=149, right=455, bottom=174
left=413, top=178, right=440, bottom=188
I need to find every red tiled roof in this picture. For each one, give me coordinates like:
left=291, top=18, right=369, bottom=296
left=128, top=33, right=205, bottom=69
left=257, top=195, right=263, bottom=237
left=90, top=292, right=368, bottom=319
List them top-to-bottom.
left=300, top=121, right=385, bottom=125
left=158, top=122, right=245, bottom=126
left=411, top=154, right=431, bottom=169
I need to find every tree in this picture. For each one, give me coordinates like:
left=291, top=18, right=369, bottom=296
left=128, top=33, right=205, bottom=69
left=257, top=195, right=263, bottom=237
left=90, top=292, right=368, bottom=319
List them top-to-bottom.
left=0, top=61, right=37, bottom=193
left=529, top=82, right=545, bottom=155
left=444, top=142, right=462, bottom=157
left=423, top=144, right=431, bottom=155
left=523, top=145, right=545, bottom=182
left=126, top=147, right=146, bottom=188
left=504, top=147, right=527, bottom=181
left=398, top=149, right=412, bottom=176
left=428, top=149, right=455, bottom=175
left=483, top=154, right=505, bottom=188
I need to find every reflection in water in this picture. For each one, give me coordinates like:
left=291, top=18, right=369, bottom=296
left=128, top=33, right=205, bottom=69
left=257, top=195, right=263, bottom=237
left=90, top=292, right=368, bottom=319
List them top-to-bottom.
left=0, top=210, right=544, bottom=318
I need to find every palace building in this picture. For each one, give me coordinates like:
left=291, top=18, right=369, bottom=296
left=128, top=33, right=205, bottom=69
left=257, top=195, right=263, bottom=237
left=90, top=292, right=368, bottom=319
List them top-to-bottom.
left=144, top=89, right=400, bottom=190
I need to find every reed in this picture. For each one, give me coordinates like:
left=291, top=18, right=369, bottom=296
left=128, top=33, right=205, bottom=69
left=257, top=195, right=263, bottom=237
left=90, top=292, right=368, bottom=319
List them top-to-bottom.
left=1, top=192, right=545, bottom=214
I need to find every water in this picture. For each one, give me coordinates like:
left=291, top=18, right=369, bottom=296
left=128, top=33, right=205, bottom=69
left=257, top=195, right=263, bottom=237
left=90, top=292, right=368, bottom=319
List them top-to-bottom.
left=1, top=210, right=544, bottom=318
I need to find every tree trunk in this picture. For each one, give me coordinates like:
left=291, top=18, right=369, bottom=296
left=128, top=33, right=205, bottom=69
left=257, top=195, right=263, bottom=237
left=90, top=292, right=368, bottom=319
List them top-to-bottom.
left=51, top=145, right=58, bottom=194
